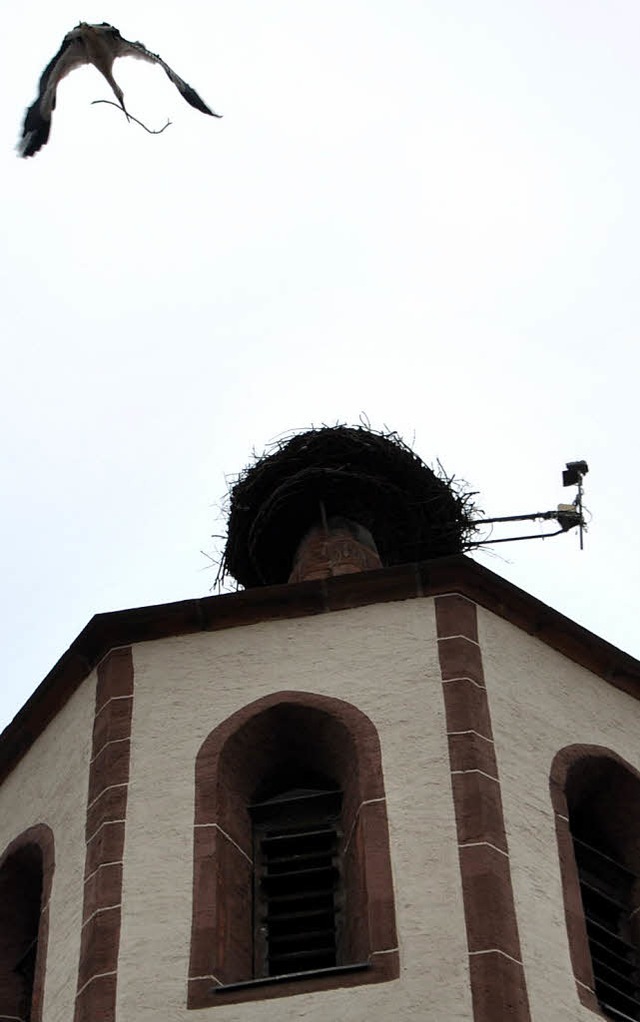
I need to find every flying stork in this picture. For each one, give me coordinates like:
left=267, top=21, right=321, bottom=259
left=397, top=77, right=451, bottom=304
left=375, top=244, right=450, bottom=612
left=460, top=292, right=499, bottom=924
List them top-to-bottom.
left=19, top=22, right=221, bottom=158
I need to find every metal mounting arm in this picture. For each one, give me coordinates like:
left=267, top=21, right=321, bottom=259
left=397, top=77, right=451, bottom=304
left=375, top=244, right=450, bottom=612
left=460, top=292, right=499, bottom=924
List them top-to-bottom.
left=467, top=460, right=589, bottom=550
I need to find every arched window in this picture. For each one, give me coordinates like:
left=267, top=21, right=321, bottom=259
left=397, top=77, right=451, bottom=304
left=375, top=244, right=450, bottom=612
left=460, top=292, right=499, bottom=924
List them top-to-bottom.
left=188, top=692, right=398, bottom=1008
left=551, top=746, right=640, bottom=1020
left=0, top=825, right=55, bottom=1022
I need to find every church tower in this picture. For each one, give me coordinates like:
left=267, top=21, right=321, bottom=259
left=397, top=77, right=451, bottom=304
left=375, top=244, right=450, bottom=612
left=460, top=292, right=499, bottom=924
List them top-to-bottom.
left=1, top=426, right=638, bottom=1022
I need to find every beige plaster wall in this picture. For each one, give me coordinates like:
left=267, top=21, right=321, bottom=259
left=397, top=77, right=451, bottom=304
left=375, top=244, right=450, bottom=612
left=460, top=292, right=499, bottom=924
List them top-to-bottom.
left=118, top=597, right=473, bottom=1021
left=479, top=607, right=640, bottom=1022
left=0, top=671, right=96, bottom=1022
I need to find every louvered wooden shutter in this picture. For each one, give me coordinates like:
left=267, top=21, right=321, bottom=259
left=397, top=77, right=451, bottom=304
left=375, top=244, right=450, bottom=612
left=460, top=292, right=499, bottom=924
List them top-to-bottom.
left=250, top=789, right=343, bottom=978
left=574, top=834, right=640, bottom=1021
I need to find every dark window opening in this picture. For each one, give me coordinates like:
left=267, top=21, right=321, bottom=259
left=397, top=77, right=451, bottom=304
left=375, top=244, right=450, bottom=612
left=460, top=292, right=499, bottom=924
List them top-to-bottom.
left=566, top=755, right=640, bottom=1022
left=250, top=786, right=343, bottom=979
left=0, top=842, right=44, bottom=1022
left=15, top=937, right=39, bottom=1022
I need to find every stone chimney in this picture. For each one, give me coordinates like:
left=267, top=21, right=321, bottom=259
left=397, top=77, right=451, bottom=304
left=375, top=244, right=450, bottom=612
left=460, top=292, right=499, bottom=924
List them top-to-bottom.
left=288, top=517, right=382, bottom=583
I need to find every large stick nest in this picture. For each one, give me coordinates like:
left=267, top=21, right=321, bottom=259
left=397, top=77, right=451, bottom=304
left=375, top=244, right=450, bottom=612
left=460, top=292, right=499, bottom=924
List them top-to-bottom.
left=220, top=426, right=478, bottom=588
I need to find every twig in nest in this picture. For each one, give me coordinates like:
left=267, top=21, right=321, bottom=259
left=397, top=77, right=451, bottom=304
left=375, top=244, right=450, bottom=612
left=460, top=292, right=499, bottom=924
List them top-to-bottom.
left=91, top=99, right=172, bottom=135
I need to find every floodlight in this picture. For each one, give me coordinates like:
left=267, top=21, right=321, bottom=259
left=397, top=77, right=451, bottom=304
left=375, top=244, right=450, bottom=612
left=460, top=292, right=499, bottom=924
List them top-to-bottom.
left=562, top=461, right=589, bottom=488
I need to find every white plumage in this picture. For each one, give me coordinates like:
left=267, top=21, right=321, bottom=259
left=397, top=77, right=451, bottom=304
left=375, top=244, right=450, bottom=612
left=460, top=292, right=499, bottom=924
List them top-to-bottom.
left=19, top=22, right=221, bottom=158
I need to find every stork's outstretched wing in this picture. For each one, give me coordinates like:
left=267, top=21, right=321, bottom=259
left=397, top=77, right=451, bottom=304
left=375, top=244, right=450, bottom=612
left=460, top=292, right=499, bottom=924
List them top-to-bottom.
left=19, top=22, right=221, bottom=158
left=20, top=29, right=88, bottom=157
left=113, top=35, right=221, bottom=117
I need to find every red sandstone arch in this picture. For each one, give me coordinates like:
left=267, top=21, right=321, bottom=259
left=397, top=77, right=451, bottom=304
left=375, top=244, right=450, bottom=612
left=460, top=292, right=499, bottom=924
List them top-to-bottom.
left=188, top=691, right=398, bottom=1008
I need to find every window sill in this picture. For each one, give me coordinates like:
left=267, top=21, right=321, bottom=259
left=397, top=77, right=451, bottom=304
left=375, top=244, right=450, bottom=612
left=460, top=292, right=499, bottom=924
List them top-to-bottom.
left=188, top=952, right=398, bottom=1008
left=213, top=961, right=371, bottom=994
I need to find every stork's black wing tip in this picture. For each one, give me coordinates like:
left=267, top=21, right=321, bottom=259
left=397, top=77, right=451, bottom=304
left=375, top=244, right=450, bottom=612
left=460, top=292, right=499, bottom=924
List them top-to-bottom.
left=180, top=84, right=222, bottom=118
left=18, top=104, right=51, bottom=158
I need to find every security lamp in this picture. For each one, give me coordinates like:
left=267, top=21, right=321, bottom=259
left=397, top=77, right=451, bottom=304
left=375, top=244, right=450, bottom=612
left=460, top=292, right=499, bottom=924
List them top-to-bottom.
left=562, top=461, right=589, bottom=488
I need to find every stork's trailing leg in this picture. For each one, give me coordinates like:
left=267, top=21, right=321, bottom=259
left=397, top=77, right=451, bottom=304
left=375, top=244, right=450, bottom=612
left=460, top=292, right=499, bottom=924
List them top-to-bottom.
left=104, top=74, right=131, bottom=121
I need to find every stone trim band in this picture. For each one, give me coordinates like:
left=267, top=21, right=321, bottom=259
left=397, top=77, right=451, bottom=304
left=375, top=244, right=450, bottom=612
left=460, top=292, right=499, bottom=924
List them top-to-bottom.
left=435, top=594, right=531, bottom=1022
left=74, top=648, right=133, bottom=1022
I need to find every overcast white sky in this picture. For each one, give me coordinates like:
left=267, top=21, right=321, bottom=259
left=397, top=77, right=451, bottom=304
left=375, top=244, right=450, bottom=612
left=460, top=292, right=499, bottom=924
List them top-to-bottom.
left=1, top=1, right=639, bottom=730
